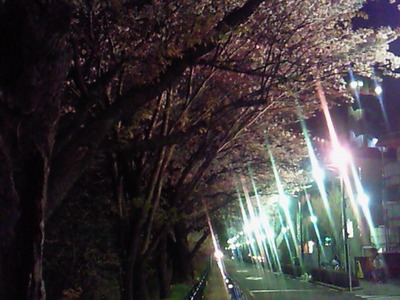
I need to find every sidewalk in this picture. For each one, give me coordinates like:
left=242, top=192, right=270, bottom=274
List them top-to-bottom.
left=203, top=261, right=231, bottom=300
left=350, top=278, right=400, bottom=297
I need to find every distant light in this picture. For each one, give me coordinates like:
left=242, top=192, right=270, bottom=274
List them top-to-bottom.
left=350, top=80, right=364, bottom=89
left=350, top=81, right=358, bottom=89
left=375, top=85, right=383, bottom=95
left=369, top=138, right=378, bottom=147
left=357, top=193, right=369, bottom=206
left=310, top=215, right=318, bottom=223
left=347, top=219, right=354, bottom=238
left=307, top=241, right=315, bottom=254
left=214, top=250, right=224, bottom=260
left=228, top=284, right=234, bottom=289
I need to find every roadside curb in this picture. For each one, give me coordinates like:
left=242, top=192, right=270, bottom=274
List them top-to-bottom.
left=310, top=280, right=363, bottom=291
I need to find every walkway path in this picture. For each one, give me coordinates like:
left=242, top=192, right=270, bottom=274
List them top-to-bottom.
left=203, top=261, right=230, bottom=300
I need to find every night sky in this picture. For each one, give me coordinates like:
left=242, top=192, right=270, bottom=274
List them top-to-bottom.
left=355, top=0, right=400, bottom=134
left=307, top=1, right=400, bottom=139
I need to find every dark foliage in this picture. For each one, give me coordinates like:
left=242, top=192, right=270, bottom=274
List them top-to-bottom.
left=44, top=162, right=121, bottom=300
left=281, top=264, right=303, bottom=277
left=310, top=268, right=360, bottom=288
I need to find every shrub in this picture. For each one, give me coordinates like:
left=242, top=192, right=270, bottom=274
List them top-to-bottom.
left=282, top=264, right=303, bottom=277
left=311, top=268, right=359, bottom=288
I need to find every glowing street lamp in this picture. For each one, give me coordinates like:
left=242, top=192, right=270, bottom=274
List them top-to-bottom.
left=350, top=80, right=364, bottom=89
left=375, top=85, right=383, bottom=96
left=329, top=146, right=352, bottom=172
left=310, top=215, right=318, bottom=224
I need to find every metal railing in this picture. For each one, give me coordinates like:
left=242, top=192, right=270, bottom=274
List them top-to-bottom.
left=185, top=257, right=247, bottom=300
left=185, top=259, right=211, bottom=300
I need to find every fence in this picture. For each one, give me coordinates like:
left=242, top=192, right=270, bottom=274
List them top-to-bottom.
left=185, top=258, right=212, bottom=300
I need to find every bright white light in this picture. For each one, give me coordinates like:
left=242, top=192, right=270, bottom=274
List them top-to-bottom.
left=350, top=80, right=364, bottom=89
left=350, top=81, right=358, bottom=89
left=375, top=85, right=383, bottom=95
left=330, top=146, right=352, bottom=170
left=312, top=165, right=325, bottom=180
left=357, top=193, right=369, bottom=206
left=280, top=195, right=290, bottom=208
left=310, top=215, right=318, bottom=223
left=244, top=217, right=262, bottom=235
left=347, top=219, right=354, bottom=238
left=244, top=226, right=251, bottom=235
left=307, top=241, right=315, bottom=254
left=214, top=250, right=224, bottom=260
left=228, top=284, right=234, bottom=289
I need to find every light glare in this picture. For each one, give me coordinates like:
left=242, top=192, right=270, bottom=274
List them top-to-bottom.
left=375, top=86, right=383, bottom=95
left=312, top=166, right=325, bottom=180
left=357, top=193, right=369, bottom=206
left=214, top=250, right=224, bottom=260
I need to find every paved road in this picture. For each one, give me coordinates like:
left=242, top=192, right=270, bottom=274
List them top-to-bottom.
left=224, top=260, right=396, bottom=300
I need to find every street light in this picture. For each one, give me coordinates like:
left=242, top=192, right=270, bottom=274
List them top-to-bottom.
left=350, top=80, right=364, bottom=89
left=375, top=85, right=383, bottom=96
left=310, top=215, right=318, bottom=223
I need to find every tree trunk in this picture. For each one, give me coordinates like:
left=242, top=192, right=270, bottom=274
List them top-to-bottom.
left=0, top=1, right=71, bottom=299
left=0, top=155, right=48, bottom=300
left=170, top=224, right=193, bottom=283
left=122, top=233, right=140, bottom=300
left=157, top=237, right=171, bottom=299
left=132, top=259, right=149, bottom=300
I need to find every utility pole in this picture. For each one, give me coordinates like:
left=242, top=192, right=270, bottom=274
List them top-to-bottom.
left=341, top=176, right=352, bottom=291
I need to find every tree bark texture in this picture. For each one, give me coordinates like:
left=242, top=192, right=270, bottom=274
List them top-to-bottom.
left=0, top=1, right=71, bottom=299
left=170, top=224, right=194, bottom=284
left=157, top=237, right=171, bottom=299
